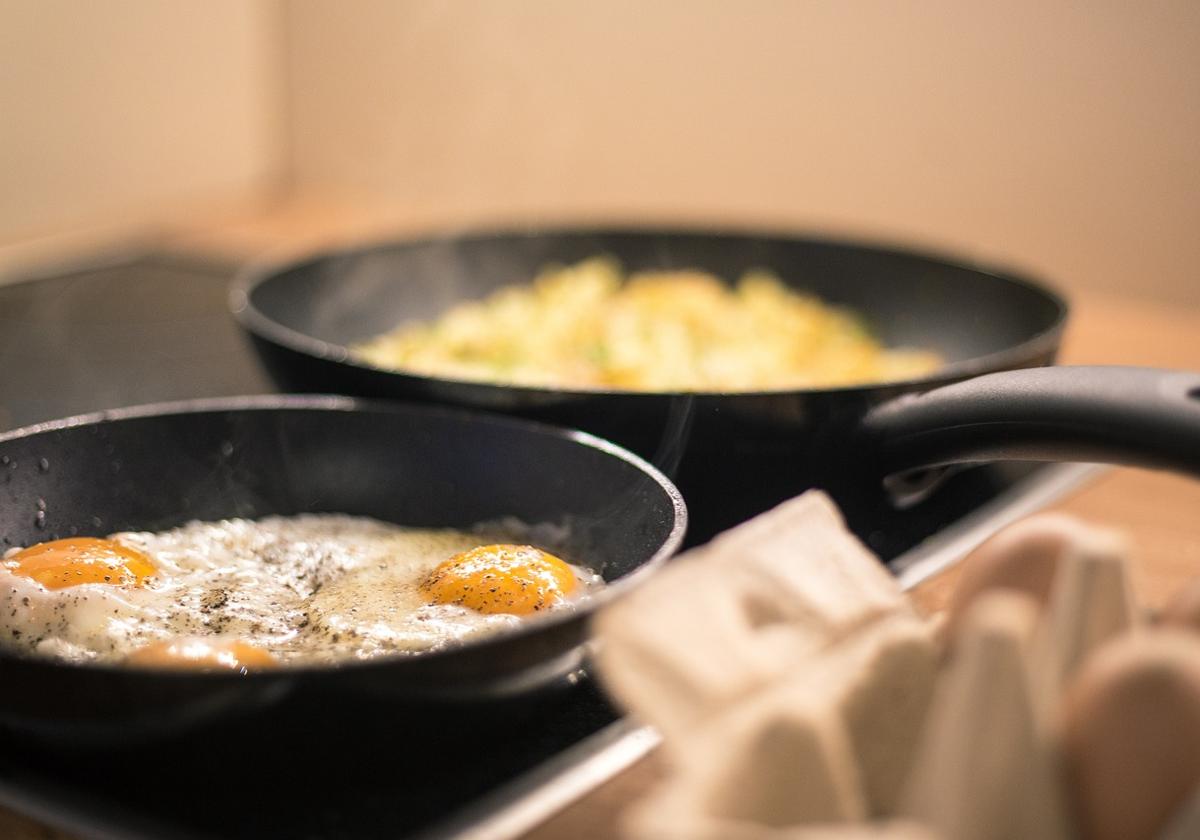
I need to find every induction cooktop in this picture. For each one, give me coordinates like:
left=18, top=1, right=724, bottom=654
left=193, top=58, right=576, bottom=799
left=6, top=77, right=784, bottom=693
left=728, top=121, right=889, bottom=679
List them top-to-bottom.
left=0, top=255, right=1099, bottom=840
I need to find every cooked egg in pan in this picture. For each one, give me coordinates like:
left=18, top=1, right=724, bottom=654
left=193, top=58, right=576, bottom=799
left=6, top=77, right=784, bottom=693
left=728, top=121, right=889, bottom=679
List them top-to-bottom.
left=0, top=515, right=601, bottom=671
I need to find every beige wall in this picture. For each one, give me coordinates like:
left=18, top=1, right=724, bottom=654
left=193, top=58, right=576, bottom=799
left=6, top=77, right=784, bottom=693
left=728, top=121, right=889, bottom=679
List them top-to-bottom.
left=0, top=1, right=282, bottom=253
left=284, top=1, right=1200, bottom=304
left=2, top=2, right=1196, bottom=303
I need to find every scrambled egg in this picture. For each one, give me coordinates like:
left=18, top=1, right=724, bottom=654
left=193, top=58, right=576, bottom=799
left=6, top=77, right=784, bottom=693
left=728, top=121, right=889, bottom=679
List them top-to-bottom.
left=354, top=257, right=941, bottom=391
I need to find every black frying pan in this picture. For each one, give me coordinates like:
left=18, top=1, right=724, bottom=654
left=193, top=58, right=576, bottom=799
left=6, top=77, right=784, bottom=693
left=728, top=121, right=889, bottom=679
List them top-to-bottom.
left=232, top=227, right=1200, bottom=542
left=0, top=396, right=685, bottom=739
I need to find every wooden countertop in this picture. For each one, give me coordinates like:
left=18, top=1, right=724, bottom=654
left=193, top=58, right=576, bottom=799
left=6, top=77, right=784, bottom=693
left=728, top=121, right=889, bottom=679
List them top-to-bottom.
left=4, top=286, right=1200, bottom=840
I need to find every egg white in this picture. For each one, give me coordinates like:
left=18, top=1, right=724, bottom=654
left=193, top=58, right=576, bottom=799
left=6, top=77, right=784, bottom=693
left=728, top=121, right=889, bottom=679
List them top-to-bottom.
left=0, top=514, right=600, bottom=666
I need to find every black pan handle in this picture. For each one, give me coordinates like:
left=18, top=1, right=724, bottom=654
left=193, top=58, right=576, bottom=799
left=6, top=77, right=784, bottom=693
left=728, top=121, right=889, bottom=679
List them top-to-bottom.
left=859, top=366, right=1200, bottom=478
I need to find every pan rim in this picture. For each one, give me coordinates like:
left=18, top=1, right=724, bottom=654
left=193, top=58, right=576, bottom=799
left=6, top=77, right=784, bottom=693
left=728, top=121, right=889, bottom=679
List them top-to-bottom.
left=230, top=223, right=1070, bottom=399
left=0, top=394, right=687, bottom=683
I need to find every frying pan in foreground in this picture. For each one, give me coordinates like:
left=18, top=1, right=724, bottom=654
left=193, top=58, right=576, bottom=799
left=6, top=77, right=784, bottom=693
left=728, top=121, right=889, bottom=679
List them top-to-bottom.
left=232, top=227, right=1076, bottom=541
left=0, top=396, right=686, bottom=739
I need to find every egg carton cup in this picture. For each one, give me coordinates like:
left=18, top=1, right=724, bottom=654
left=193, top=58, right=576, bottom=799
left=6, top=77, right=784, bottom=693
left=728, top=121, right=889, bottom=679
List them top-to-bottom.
left=594, top=491, right=913, bottom=751
left=596, top=495, right=1200, bottom=840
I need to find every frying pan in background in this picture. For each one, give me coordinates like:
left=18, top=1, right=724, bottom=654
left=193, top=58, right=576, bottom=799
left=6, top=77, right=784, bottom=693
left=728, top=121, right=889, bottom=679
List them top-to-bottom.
left=233, top=227, right=1200, bottom=544
left=0, top=397, right=685, bottom=740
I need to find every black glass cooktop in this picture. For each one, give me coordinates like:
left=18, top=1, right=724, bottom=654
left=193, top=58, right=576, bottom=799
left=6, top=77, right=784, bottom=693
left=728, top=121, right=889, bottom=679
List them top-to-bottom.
left=0, top=255, right=1063, bottom=839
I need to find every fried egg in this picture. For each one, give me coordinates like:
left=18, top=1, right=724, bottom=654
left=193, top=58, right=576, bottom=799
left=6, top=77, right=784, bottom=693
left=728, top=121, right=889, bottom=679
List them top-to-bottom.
left=0, top=515, right=600, bottom=670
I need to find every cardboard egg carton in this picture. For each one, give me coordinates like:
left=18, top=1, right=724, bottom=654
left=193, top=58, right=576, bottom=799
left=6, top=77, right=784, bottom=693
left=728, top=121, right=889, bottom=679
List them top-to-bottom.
left=595, top=492, right=1200, bottom=840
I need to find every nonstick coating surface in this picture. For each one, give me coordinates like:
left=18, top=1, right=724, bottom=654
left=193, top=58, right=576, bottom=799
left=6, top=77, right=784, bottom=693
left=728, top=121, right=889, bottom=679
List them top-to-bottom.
left=234, top=228, right=1066, bottom=541
left=0, top=396, right=685, bottom=735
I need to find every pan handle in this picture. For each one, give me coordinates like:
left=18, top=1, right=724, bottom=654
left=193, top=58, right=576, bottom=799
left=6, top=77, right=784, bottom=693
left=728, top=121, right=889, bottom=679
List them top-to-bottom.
left=859, top=366, right=1200, bottom=478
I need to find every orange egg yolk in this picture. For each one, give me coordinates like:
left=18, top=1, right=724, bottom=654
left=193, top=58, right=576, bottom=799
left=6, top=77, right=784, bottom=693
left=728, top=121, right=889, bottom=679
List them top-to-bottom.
left=3, top=537, right=155, bottom=590
left=422, top=544, right=578, bottom=615
left=126, top=638, right=278, bottom=672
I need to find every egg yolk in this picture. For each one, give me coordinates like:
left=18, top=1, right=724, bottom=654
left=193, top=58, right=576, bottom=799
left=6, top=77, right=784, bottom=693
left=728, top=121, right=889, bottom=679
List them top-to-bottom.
left=3, top=537, right=155, bottom=590
left=422, top=544, right=578, bottom=615
left=126, top=638, right=277, bottom=672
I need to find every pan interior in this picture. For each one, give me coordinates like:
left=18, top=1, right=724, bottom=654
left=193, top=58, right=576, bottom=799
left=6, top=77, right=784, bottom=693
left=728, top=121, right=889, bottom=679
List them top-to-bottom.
left=246, top=228, right=1065, bottom=380
left=0, top=400, right=683, bottom=685
left=0, top=403, right=679, bottom=585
